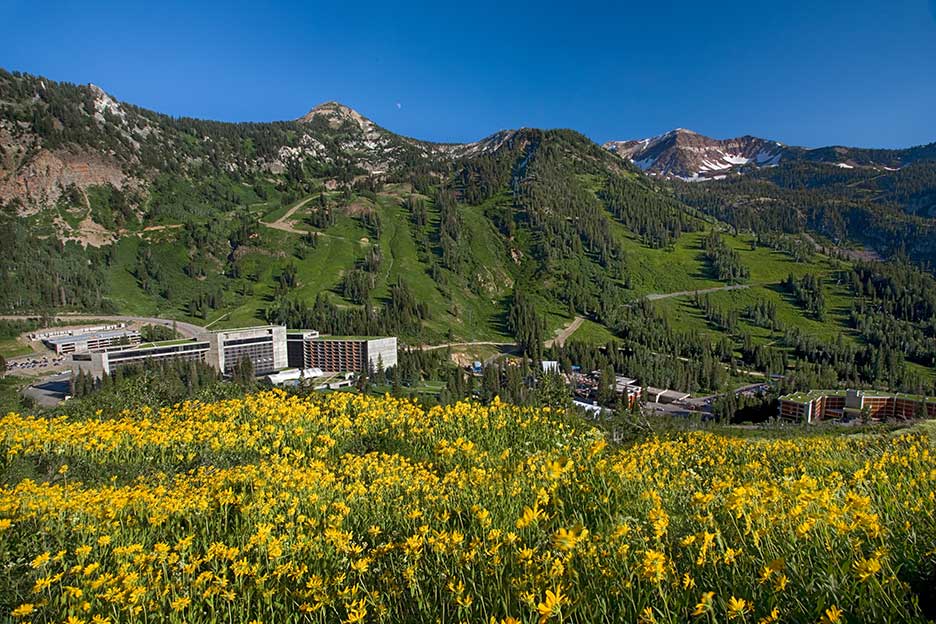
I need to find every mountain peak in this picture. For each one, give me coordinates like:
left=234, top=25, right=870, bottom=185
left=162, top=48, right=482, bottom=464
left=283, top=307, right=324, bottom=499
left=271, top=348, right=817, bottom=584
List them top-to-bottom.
left=298, top=101, right=372, bottom=130
left=604, top=129, right=783, bottom=179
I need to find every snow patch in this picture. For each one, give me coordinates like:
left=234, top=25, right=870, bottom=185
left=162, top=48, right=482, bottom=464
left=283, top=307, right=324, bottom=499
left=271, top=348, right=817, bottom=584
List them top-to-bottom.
left=755, top=149, right=781, bottom=165
left=723, top=154, right=751, bottom=165
left=633, top=157, right=656, bottom=171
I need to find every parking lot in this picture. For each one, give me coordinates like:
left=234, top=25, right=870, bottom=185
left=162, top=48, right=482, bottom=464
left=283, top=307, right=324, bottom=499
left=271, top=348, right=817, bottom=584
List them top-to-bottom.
left=6, top=354, right=68, bottom=374
left=22, top=372, right=72, bottom=407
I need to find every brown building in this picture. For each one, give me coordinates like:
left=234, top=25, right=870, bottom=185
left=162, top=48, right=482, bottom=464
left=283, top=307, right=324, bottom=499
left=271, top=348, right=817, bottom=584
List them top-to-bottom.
left=287, top=333, right=397, bottom=373
left=778, top=389, right=936, bottom=423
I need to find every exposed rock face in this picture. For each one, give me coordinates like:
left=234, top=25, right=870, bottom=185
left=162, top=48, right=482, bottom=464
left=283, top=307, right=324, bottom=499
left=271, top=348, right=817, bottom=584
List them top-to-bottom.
left=0, top=123, right=133, bottom=215
left=605, top=128, right=936, bottom=180
left=604, top=129, right=783, bottom=179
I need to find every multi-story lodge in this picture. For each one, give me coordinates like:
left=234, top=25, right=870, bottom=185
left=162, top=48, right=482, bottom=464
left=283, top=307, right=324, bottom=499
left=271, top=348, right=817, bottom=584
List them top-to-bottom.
left=72, top=325, right=398, bottom=379
left=205, top=325, right=288, bottom=376
left=45, top=328, right=141, bottom=355
left=286, top=332, right=397, bottom=373
left=72, top=339, right=211, bottom=378
left=778, top=389, right=936, bottom=423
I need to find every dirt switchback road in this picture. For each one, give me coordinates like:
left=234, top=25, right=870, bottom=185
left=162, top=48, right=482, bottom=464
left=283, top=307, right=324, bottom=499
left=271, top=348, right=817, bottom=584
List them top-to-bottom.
left=263, top=197, right=314, bottom=234
left=643, top=284, right=749, bottom=301
left=418, top=315, right=584, bottom=353
left=546, top=316, right=583, bottom=348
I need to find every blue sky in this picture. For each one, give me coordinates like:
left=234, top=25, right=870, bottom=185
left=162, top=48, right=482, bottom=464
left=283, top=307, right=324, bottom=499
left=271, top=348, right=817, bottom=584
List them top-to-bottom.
left=3, top=0, right=936, bottom=147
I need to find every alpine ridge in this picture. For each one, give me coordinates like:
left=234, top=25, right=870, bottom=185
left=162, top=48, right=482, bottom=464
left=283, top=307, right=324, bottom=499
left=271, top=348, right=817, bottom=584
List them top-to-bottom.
left=604, top=129, right=936, bottom=180
left=604, top=129, right=783, bottom=179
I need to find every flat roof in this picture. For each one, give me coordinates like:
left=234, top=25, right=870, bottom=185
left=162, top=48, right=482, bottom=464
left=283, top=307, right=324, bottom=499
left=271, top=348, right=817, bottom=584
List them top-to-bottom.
left=210, top=325, right=285, bottom=334
left=46, top=329, right=139, bottom=345
left=312, top=335, right=394, bottom=341
left=132, top=338, right=202, bottom=349
left=780, top=389, right=936, bottom=404
left=659, top=390, right=690, bottom=400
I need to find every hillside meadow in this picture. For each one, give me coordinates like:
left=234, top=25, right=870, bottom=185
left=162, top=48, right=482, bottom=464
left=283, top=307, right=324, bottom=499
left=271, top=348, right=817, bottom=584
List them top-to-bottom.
left=1, top=391, right=934, bottom=623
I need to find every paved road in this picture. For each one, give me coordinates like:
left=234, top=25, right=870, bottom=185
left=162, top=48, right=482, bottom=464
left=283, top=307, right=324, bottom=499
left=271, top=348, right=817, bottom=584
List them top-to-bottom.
left=643, top=284, right=749, bottom=301
left=0, top=314, right=205, bottom=339
left=22, top=372, right=72, bottom=408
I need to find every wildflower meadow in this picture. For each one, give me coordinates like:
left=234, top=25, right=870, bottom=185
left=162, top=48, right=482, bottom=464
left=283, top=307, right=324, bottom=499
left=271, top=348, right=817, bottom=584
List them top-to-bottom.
left=1, top=390, right=934, bottom=623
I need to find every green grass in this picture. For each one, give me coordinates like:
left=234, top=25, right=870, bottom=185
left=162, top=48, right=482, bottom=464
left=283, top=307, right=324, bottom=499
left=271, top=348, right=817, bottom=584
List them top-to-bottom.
left=98, top=183, right=893, bottom=363
left=259, top=194, right=314, bottom=224
left=104, top=217, right=862, bottom=349
left=105, top=237, right=158, bottom=315
left=568, top=319, right=618, bottom=345
left=0, top=339, right=34, bottom=359
left=0, top=375, right=29, bottom=414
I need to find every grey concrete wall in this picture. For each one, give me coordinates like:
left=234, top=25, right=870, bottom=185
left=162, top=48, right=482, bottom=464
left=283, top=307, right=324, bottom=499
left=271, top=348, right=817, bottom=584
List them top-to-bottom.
left=272, top=326, right=288, bottom=371
left=366, top=337, right=398, bottom=371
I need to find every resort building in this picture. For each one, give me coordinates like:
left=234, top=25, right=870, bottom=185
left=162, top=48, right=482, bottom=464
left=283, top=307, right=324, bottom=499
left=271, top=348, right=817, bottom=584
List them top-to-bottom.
left=71, top=325, right=397, bottom=379
left=205, top=326, right=288, bottom=376
left=45, top=328, right=141, bottom=355
left=286, top=334, right=397, bottom=373
left=72, top=339, right=210, bottom=378
left=644, top=387, right=690, bottom=404
left=778, top=389, right=936, bottom=423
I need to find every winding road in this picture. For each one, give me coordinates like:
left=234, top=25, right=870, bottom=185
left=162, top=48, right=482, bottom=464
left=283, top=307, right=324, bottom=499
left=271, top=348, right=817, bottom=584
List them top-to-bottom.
left=0, top=314, right=205, bottom=339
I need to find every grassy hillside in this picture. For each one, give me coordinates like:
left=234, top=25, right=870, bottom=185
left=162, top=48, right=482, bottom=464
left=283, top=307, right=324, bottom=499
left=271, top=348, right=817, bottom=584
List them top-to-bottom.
left=2, top=72, right=933, bottom=395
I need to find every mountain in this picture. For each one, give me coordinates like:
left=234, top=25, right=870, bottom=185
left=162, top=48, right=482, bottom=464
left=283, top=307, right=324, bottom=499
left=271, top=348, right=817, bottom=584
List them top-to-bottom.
left=1, top=68, right=936, bottom=388
left=4, top=69, right=936, bottom=396
left=605, top=128, right=936, bottom=180
left=604, top=129, right=784, bottom=179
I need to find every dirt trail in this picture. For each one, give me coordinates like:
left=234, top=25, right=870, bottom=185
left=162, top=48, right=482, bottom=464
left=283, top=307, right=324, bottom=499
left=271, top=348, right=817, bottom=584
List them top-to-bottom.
left=262, top=197, right=315, bottom=234
left=801, top=233, right=881, bottom=262
left=644, top=284, right=749, bottom=301
left=419, top=315, right=585, bottom=353
left=546, top=316, right=583, bottom=348
left=420, top=341, right=515, bottom=351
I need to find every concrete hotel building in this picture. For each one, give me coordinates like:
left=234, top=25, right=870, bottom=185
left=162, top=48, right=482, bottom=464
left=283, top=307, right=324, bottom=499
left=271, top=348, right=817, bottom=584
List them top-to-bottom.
left=72, top=325, right=397, bottom=379
left=206, top=325, right=287, bottom=376
left=73, top=326, right=288, bottom=379
left=45, top=329, right=141, bottom=355
left=287, top=333, right=397, bottom=373
left=72, top=340, right=210, bottom=378
left=778, top=389, right=936, bottom=423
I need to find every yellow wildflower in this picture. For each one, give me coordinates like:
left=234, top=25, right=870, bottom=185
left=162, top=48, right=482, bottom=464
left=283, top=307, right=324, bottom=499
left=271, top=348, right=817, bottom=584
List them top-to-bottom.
left=853, top=557, right=881, bottom=582
left=536, top=585, right=566, bottom=622
left=691, top=592, right=715, bottom=617
left=727, top=596, right=751, bottom=619
left=11, top=603, right=35, bottom=618
left=820, top=605, right=844, bottom=624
